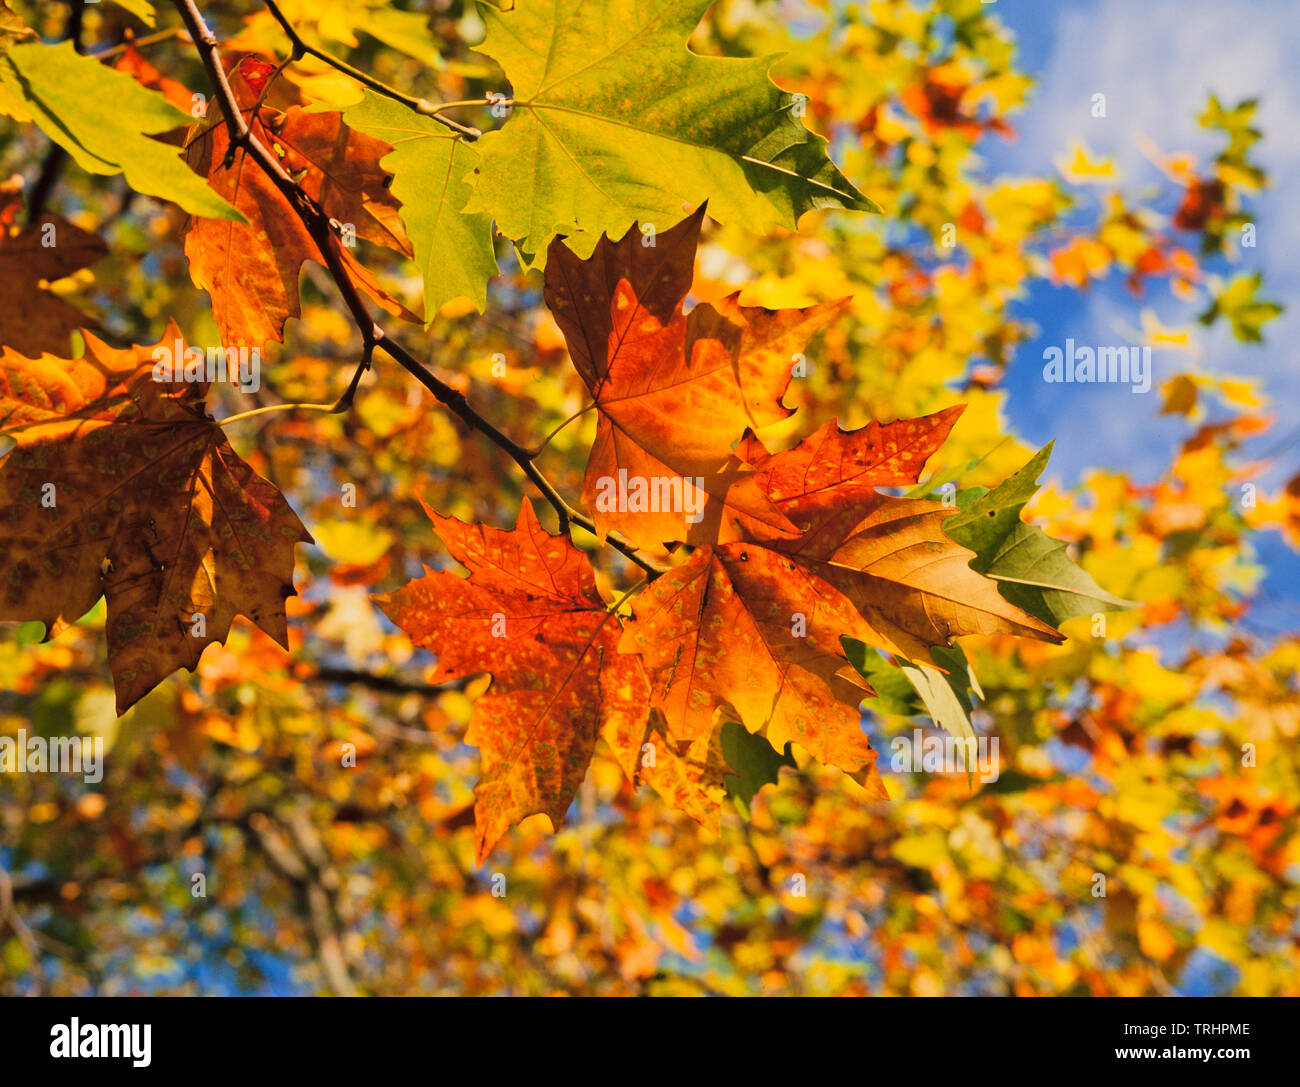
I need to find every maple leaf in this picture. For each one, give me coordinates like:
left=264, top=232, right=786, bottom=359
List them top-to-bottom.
left=465, top=0, right=876, bottom=261
left=0, top=39, right=238, bottom=219
left=113, top=42, right=194, bottom=113
left=184, top=55, right=415, bottom=348
left=339, top=91, right=499, bottom=321
left=545, top=207, right=844, bottom=549
left=0, top=210, right=107, bottom=355
left=0, top=323, right=311, bottom=713
left=620, top=405, right=1061, bottom=783
left=738, top=406, right=966, bottom=517
left=736, top=407, right=1063, bottom=658
left=941, top=443, right=1132, bottom=625
left=779, top=495, right=1063, bottom=664
left=376, top=498, right=732, bottom=860
left=376, top=500, right=622, bottom=861
left=620, top=542, right=887, bottom=796
left=601, top=700, right=730, bottom=836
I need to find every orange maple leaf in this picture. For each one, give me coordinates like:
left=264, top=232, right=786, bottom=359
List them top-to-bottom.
left=114, top=42, right=195, bottom=113
left=184, top=55, right=415, bottom=348
left=545, top=206, right=844, bottom=550
left=0, top=322, right=311, bottom=712
left=621, top=404, right=1060, bottom=786
left=738, top=406, right=964, bottom=516
left=739, top=413, right=1062, bottom=659
left=374, top=498, right=726, bottom=862
left=621, top=542, right=887, bottom=795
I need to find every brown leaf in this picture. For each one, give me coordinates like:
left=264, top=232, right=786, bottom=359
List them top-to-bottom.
left=544, top=205, right=705, bottom=389
left=0, top=211, right=107, bottom=355
left=0, top=323, right=311, bottom=712
left=736, top=406, right=1062, bottom=659
left=780, top=495, right=1064, bottom=662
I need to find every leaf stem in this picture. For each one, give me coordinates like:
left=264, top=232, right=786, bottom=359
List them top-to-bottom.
left=260, top=0, right=483, bottom=140
left=418, top=97, right=498, bottom=114
left=217, top=402, right=338, bottom=427
left=531, top=402, right=596, bottom=455
left=605, top=576, right=649, bottom=616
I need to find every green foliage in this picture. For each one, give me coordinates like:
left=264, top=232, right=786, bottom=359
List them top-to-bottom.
left=464, top=0, right=878, bottom=262
left=0, top=40, right=240, bottom=219
left=340, top=91, right=498, bottom=318
left=1199, top=272, right=1283, bottom=343
left=944, top=445, right=1131, bottom=625
left=845, top=641, right=982, bottom=740
left=721, top=721, right=795, bottom=815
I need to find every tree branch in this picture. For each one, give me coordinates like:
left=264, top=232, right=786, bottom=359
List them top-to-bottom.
left=23, top=0, right=86, bottom=225
left=174, top=0, right=661, bottom=578
left=261, top=0, right=482, bottom=140
left=304, top=664, right=470, bottom=697
left=233, top=810, right=357, bottom=996
left=0, top=862, right=45, bottom=995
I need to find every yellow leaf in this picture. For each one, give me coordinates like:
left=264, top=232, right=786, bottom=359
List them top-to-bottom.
left=1055, top=142, right=1118, bottom=185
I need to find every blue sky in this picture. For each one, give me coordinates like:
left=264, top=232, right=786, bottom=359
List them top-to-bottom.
left=974, top=0, right=1299, bottom=633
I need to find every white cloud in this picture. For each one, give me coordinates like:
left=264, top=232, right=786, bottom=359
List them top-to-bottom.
left=995, top=0, right=1299, bottom=486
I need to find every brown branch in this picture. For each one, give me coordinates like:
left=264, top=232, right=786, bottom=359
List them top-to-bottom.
left=23, top=0, right=86, bottom=225
left=173, top=0, right=661, bottom=578
left=305, top=664, right=469, bottom=697
left=233, top=809, right=357, bottom=996
left=0, top=862, right=46, bottom=995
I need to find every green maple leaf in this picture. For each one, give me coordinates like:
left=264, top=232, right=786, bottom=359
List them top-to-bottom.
left=465, top=0, right=877, bottom=262
left=0, top=41, right=240, bottom=220
left=338, top=92, right=499, bottom=320
left=1198, top=272, right=1283, bottom=344
left=943, top=444, right=1132, bottom=626
left=845, top=641, right=982, bottom=743
left=720, top=721, right=795, bottom=816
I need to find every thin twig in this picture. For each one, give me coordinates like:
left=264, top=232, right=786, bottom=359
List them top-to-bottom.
left=173, top=0, right=661, bottom=580
left=261, top=0, right=482, bottom=140
left=91, top=25, right=185, bottom=61
left=374, top=334, right=662, bottom=576
left=332, top=340, right=374, bottom=413
left=217, top=401, right=338, bottom=427
left=532, top=401, right=596, bottom=455
left=304, top=665, right=471, bottom=697
left=0, top=862, right=45, bottom=996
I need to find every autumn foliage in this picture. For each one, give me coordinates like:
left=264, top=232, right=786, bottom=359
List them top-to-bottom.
left=0, top=0, right=1294, bottom=997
